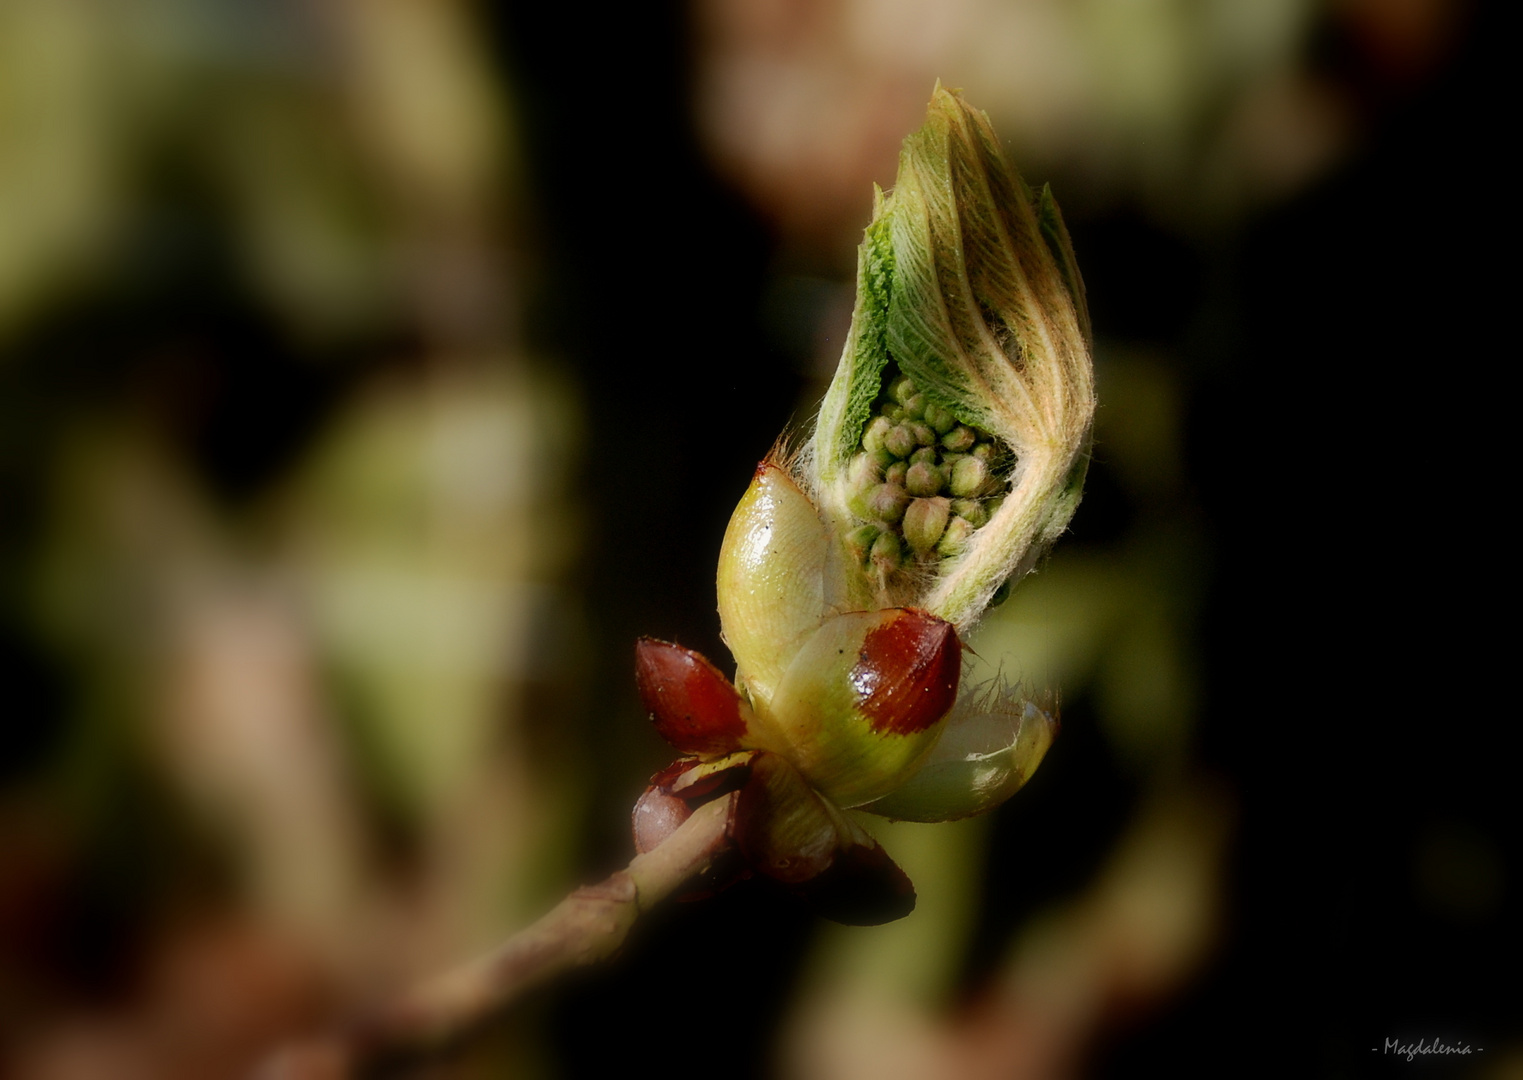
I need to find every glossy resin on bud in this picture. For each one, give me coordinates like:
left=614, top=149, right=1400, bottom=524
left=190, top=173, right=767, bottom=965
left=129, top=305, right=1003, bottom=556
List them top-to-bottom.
left=716, top=461, right=828, bottom=708
left=763, top=607, right=961, bottom=807
left=634, top=638, right=752, bottom=755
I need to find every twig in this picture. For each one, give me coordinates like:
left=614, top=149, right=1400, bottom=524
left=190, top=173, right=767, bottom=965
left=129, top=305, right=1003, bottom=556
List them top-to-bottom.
left=258, top=793, right=737, bottom=1079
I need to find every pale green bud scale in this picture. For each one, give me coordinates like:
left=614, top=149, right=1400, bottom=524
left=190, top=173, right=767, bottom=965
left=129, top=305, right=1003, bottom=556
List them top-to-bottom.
left=862, top=695, right=1056, bottom=822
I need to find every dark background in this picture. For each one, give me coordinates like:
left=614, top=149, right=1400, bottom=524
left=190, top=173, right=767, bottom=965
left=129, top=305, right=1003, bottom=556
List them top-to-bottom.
left=1, top=0, right=1512, bottom=1076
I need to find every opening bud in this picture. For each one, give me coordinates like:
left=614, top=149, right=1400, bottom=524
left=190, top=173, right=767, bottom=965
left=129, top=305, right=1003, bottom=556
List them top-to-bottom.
left=807, top=84, right=1094, bottom=628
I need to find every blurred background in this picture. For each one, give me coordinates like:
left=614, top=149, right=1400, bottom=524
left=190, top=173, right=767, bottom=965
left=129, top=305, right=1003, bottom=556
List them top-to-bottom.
left=0, top=0, right=1513, bottom=1077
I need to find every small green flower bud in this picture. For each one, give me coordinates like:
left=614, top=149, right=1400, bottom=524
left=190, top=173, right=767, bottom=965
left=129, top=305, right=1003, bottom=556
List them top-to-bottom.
left=889, top=375, right=918, bottom=406
left=903, top=393, right=927, bottom=419
left=923, top=402, right=957, bottom=435
left=881, top=403, right=905, bottom=423
left=863, top=416, right=893, bottom=454
left=909, top=421, right=937, bottom=447
left=884, top=424, right=918, bottom=459
left=941, top=425, right=976, bottom=453
left=971, top=442, right=999, bottom=464
left=909, top=446, right=938, bottom=467
left=869, top=447, right=896, bottom=470
left=848, top=452, right=883, bottom=488
left=949, top=455, right=990, bottom=498
left=847, top=457, right=885, bottom=518
left=885, top=461, right=908, bottom=487
left=905, top=461, right=944, bottom=497
left=867, top=482, right=911, bottom=523
left=984, top=495, right=1005, bottom=518
left=903, top=496, right=951, bottom=555
left=949, top=498, right=988, bottom=528
left=936, top=516, right=976, bottom=557
left=845, top=524, right=880, bottom=564
left=870, top=531, right=902, bottom=574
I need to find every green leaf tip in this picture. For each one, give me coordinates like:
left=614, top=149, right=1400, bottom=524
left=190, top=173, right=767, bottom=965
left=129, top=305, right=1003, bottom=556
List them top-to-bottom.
left=808, top=84, right=1096, bottom=629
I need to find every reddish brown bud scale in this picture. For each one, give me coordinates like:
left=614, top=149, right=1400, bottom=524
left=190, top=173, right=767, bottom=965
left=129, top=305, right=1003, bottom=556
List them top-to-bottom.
left=851, top=610, right=961, bottom=736
left=635, top=637, right=749, bottom=754
left=647, top=756, right=701, bottom=790
left=792, top=837, right=916, bottom=925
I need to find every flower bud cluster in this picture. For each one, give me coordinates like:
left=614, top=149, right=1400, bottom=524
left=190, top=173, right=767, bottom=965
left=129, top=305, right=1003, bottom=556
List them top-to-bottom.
left=811, top=85, right=1094, bottom=628
left=845, top=371, right=1012, bottom=583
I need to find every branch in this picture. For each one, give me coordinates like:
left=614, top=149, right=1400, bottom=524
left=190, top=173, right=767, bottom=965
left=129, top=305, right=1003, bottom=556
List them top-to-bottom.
left=259, top=793, right=737, bottom=1079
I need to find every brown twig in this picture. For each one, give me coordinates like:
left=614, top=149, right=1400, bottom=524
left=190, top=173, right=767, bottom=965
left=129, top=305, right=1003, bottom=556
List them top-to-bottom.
left=258, top=793, right=737, bottom=1079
